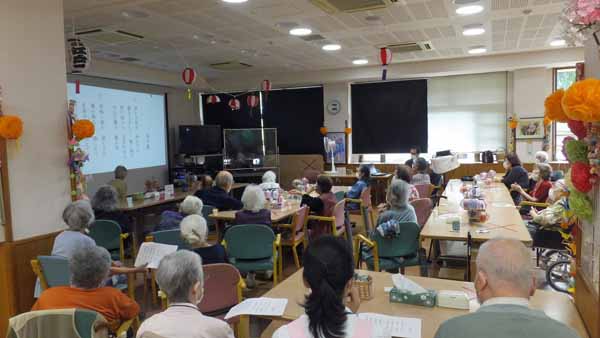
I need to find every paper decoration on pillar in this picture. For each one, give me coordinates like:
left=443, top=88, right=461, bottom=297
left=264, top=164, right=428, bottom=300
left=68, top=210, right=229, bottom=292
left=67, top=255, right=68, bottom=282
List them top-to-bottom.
left=67, top=38, right=91, bottom=94
left=379, top=48, right=392, bottom=80
left=182, top=67, right=197, bottom=101
left=262, top=80, right=271, bottom=101
left=0, top=86, right=24, bottom=141
left=206, top=95, right=221, bottom=104
left=247, top=95, right=259, bottom=108
left=228, top=98, right=241, bottom=111
left=66, top=100, right=91, bottom=201
left=72, top=119, right=95, bottom=140
left=320, top=126, right=328, bottom=136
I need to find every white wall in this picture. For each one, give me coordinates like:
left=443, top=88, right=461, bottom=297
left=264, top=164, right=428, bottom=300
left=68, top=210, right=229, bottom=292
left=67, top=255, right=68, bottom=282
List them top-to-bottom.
left=0, top=0, right=72, bottom=240
left=512, top=68, right=553, bottom=163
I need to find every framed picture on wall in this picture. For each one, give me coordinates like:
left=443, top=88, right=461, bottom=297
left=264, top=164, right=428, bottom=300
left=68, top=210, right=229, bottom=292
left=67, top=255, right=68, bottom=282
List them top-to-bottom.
left=516, top=117, right=545, bottom=139
left=325, top=132, right=346, bottom=164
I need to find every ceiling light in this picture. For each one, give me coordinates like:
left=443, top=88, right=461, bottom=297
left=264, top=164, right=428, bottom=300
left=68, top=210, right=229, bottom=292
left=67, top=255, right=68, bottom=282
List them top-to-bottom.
left=221, top=0, right=248, bottom=3
left=456, top=5, right=484, bottom=15
left=463, top=24, right=485, bottom=36
left=289, top=27, right=312, bottom=36
left=550, top=39, right=566, bottom=47
left=322, top=44, right=341, bottom=51
left=468, top=46, right=487, bottom=54
left=353, top=59, right=368, bottom=65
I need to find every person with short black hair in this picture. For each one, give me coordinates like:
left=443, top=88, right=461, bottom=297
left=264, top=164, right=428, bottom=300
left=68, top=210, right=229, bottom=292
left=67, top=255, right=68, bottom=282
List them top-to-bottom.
left=404, top=146, right=420, bottom=168
left=502, top=153, right=529, bottom=205
left=411, top=157, right=431, bottom=185
left=394, top=165, right=420, bottom=201
left=301, top=175, right=338, bottom=239
left=273, top=236, right=377, bottom=338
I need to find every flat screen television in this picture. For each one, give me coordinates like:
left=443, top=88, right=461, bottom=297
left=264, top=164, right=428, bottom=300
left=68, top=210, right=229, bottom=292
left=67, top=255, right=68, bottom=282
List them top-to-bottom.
left=179, top=125, right=222, bottom=155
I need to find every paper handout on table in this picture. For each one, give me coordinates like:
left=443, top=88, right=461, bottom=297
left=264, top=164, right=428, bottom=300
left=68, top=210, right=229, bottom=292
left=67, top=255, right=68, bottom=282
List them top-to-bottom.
left=134, top=242, right=177, bottom=269
left=392, top=274, right=427, bottom=294
left=224, top=297, right=288, bottom=320
left=358, top=313, right=421, bottom=338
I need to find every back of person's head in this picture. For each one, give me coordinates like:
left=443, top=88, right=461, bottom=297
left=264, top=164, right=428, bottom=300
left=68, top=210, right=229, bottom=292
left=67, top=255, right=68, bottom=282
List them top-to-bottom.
left=410, top=146, right=420, bottom=155
left=535, top=151, right=549, bottom=164
left=505, top=153, right=521, bottom=167
left=415, top=157, right=428, bottom=172
left=536, top=163, right=552, bottom=181
left=358, top=164, right=371, bottom=181
left=394, top=164, right=412, bottom=183
left=114, top=165, right=127, bottom=180
left=262, top=170, right=277, bottom=184
left=215, top=171, right=234, bottom=190
left=199, top=175, right=213, bottom=190
left=316, top=175, right=333, bottom=194
left=387, top=179, right=410, bottom=209
left=241, top=184, right=266, bottom=212
left=91, top=185, right=119, bottom=212
left=179, top=195, right=203, bottom=215
left=63, top=200, right=95, bottom=231
left=180, top=214, right=208, bottom=246
left=302, top=236, right=354, bottom=338
left=475, top=238, right=534, bottom=302
left=69, top=245, right=111, bottom=289
left=156, top=250, right=204, bottom=303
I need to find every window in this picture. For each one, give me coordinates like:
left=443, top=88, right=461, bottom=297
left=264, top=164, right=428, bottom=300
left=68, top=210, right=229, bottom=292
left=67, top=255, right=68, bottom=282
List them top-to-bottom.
left=553, top=67, right=577, bottom=161
left=355, top=72, right=507, bottom=162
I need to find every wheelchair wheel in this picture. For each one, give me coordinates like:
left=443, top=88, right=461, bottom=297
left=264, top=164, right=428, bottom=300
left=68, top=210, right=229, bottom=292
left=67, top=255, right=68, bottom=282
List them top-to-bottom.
left=546, top=260, right=572, bottom=294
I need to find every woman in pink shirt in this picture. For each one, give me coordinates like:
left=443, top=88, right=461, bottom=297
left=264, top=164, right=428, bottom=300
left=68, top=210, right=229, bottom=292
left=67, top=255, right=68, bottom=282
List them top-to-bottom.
left=137, top=251, right=234, bottom=338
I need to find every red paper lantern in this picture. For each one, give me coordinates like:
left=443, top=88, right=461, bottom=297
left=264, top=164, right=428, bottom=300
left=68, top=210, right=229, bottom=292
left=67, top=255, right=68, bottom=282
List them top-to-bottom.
left=379, top=48, right=392, bottom=80
left=182, top=68, right=196, bottom=85
left=206, top=95, right=221, bottom=104
left=247, top=95, right=259, bottom=108
left=228, top=98, right=241, bottom=111
left=568, top=119, right=587, bottom=140
left=572, top=162, right=593, bottom=193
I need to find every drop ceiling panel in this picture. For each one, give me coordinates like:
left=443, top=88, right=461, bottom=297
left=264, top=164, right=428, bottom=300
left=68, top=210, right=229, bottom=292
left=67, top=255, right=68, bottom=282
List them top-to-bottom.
left=63, top=0, right=577, bottom=79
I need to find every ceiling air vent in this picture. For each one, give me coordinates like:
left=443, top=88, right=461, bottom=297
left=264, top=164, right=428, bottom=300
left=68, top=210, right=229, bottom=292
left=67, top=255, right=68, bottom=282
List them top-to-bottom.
left=310, top=0, right=398, bottom=13
left=75, top=28, right=144, bottom=45
left=299, top=34, right=327, bottom=42
left=386, top=41, right=434, bottom=53
left=120, top=57, right=141, bottom=62
left=210, top=61, right=253, bottom=71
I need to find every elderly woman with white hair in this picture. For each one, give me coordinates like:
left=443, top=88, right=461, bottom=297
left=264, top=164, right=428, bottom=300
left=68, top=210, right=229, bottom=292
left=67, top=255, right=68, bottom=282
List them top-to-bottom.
left=512, top=162, right=553, bottom=204
left=260, top=170, right=280, bottom=191
left=376, top=179, right=417, bottom=227
left=233, top=184, right=271, bottom=226
left=92, top=185, right=133, bottom=232
left=156, top=195, right=204, bottom=231
left=52, top=200, right=98, bottom=258
left=181, top=214, right=228, bottom=265
left=33, top=246, right=140, bottom=332
left=137, top=251, right=235, bottom=338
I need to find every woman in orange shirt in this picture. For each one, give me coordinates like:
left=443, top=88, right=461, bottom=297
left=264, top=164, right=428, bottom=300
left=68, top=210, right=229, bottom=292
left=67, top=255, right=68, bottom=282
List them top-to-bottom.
left=32, top=245, right=139, bottom=332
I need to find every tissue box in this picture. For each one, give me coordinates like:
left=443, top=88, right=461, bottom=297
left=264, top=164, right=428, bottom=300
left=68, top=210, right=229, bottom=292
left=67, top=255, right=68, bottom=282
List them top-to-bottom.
left=389, top=287, right=437, bottom=307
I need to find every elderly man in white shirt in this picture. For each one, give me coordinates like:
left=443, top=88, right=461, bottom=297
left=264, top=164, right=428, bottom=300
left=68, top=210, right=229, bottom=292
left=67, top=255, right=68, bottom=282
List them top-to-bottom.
left=434, top=238, right=580, bottom=338
left=137, top=251, right=234, bottom=338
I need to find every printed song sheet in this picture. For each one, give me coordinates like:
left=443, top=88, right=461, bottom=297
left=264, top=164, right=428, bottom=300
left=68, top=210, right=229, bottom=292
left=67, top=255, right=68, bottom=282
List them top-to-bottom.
left=134, top=242, right=177, bottom=269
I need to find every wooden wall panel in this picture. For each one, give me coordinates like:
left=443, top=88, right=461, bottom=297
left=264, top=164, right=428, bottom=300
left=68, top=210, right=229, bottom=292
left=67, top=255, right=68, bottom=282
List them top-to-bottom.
left=10, top=232, right=58, bottom=313
left=0, top=242, right=16, bottom=337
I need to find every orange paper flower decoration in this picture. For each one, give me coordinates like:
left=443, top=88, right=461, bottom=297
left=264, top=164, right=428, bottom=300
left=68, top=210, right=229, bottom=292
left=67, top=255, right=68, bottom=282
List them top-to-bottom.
left=562, top=78, right=600, bottom=122
left=544, top=89, right=568, bottom=122
left=0, top=115, right=24, bottom=140
left=543, top=116, right=551, bottom=126
left=72, top=119, right=95, bottom=140
left=508, top=120, right=518, bottom=129
left=320, top=127, right=328, bottom=136
left=344, top=127, right=352, bottom=135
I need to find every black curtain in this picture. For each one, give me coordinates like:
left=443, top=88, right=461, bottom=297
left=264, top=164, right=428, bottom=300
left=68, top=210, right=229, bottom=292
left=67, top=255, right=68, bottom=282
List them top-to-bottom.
left=351, top=80, right=428, bottom=154
left=262, top=87, right=324, bottom=154
left=202, top=92, right=262, bottom=129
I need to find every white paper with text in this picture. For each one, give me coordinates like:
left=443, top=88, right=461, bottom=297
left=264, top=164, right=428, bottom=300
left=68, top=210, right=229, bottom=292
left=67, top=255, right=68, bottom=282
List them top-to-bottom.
left=134, top=242, right=177, bottom=269
left=224, top=298, right=288, bottom=320
left=358, top=313, right=421, bottom=338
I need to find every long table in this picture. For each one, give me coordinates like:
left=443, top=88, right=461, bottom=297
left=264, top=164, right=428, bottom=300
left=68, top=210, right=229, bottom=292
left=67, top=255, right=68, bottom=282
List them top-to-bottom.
left=420, top=180, right=532, bottom=280
left=260, top=269, right=589, bottom=338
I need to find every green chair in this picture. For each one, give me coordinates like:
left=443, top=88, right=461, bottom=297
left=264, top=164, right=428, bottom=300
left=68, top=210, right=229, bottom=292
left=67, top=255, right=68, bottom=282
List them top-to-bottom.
left=89, top=220, right=130, bottom=262
left=354, top=222, right=426, bottom=275
left=223, top=224, right=282, bottom=285
left=147, top=229, right=190, bottom=250
left=32, top=256, right=69, bottom=289
left=7, top=308, right=132, bottom=338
